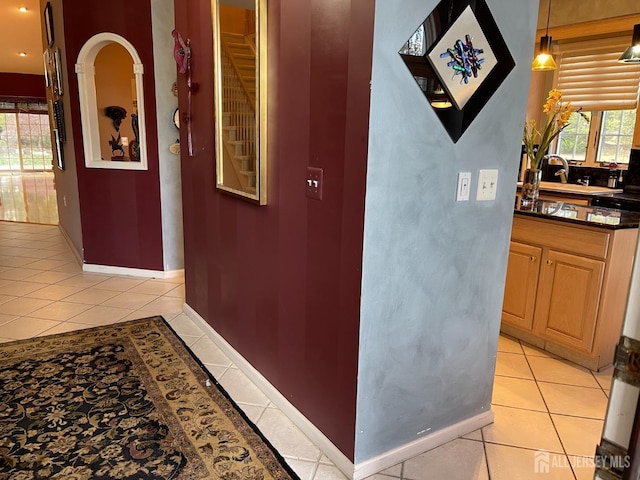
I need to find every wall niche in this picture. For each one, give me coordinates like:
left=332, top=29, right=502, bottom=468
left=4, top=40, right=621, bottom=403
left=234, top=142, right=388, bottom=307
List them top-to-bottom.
left=76, top=33, right=148, bottom=170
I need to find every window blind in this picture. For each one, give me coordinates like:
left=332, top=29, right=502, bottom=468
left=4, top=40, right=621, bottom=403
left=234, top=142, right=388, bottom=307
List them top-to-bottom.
left=555, top=36, right=640, bottom=111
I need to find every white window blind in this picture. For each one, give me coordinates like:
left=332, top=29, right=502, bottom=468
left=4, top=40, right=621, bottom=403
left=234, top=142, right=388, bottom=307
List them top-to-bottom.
left=555, top=36, right=640, bottom=111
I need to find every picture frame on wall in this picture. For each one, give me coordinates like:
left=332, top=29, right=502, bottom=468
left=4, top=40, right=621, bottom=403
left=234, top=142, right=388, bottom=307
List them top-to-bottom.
left=398, top=0, right=514, bottom=143
left=44, top=2, right=54, bottom=47
left=426, top=6, right=499, bottom=111
left=54, top=48, right=64, bottom=96
left=42, top=50, right=51, bottom=88
left=53, top=99, right=66, bottom=142
left=53, top=129, right=64, bottom=170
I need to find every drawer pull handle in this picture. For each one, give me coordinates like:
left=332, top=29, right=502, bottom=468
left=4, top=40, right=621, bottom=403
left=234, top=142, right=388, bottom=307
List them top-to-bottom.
left=530, top=256, right=536, bottom=262
left=547, top=260, right=554, bottom=265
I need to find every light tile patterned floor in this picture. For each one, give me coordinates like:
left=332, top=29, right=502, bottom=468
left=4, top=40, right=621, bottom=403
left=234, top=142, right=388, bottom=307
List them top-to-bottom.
left=0, top=172, right=58, bottom=225
left=0, top=221, right=612, bottom=479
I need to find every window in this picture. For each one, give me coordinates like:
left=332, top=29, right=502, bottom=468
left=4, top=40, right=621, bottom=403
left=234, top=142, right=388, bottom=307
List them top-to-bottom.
left=552, top=35, right=640, bottom=167
left=0, top=101, right=53, bottom=171
left=557, top=109, right=636, bottom=166
left=598, top=109, right=636, bottom=164
left=558, top=111, right=591, bottom=162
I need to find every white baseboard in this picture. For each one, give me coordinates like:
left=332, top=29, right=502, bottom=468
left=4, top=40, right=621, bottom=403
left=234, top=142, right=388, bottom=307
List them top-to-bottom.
left=58, top=224, right=83, bottom=267
left=83, top=263, right=184, bottom=279
left=182, top=303, right=495, bottom=480
left=182, top=303, right=356, bottom=478
left=352, top=410, right=494, bottom=480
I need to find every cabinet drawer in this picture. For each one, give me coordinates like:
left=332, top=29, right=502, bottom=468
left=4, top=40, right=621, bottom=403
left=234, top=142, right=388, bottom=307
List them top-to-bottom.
left=512, top=217, right=609, bottom=259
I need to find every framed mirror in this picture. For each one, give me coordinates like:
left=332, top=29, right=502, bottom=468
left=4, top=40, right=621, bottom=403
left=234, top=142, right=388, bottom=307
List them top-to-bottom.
left=212, top=0, right=267, bottom=205
left=75, top=33, right=148, bottom=170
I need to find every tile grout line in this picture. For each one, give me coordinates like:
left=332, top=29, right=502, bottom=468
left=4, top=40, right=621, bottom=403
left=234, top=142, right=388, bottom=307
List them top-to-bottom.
left=520, top=339, right=579, bottom=480
left=590, top=367, right=613, bottom=399
left=480, top=427, right=492, bottom=480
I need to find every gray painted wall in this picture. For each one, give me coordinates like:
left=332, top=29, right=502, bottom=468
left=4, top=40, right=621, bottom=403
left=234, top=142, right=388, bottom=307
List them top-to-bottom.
left=151, top=0, right=184, bottom=271
left=355, top=0, right=537, bottom=462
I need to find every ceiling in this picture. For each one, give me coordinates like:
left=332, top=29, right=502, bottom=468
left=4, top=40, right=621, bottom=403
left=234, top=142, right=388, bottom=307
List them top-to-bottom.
left=0, top=0, right=45, bottom=75
left=2, top=1, right=637, bottom=77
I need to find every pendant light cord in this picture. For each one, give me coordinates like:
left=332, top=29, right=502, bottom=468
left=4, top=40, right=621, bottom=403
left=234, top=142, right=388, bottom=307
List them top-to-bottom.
left=545, top=0, right=552, bottom=36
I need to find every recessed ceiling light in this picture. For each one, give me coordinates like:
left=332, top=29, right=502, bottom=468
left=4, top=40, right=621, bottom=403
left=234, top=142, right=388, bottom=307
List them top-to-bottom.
left=18, top=7, right=28, bottom=12
left=18, top=52, right=27, bottom=57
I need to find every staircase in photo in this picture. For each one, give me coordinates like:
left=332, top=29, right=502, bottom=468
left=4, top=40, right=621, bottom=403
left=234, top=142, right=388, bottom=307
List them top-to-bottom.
left=220, top=32, right=257, bottom=194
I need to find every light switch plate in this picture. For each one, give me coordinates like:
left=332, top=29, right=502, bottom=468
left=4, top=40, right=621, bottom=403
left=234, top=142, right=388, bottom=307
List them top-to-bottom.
left=306, top=167, right=323, bottom=200
left=477, top=169, right=499, bottom=201
left=456, top=172, right=471, bottom=201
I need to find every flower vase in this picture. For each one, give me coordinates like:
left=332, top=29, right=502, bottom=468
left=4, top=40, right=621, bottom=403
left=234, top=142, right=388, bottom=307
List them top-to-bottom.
left=521, top=168, right=542, bottom=206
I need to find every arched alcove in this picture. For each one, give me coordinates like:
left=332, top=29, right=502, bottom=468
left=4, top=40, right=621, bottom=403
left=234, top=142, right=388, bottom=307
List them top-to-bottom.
left=75, top=33, right=148, bottom=170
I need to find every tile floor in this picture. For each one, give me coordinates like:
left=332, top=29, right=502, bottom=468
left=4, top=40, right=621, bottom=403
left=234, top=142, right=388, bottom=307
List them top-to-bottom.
left=0, top=172, right=58, bottom=225
left=0, top=220, right=613, bottom=480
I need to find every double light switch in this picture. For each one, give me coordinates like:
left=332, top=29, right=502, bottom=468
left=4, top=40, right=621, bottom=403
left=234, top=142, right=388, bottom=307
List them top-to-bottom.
left=456, top=170, right=499, bottom=202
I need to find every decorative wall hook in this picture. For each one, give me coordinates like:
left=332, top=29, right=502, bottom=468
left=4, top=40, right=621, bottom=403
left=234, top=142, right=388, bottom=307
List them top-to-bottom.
left=172, top=30, right=195, bottom=157
left=172, top=30, right=190, bottom=74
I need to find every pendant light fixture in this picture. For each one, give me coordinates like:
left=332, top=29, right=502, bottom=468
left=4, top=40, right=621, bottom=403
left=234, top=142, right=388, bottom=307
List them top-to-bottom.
left=531, top=0, right=557, bottom=71
left=619, top=24, right=640, bottom=63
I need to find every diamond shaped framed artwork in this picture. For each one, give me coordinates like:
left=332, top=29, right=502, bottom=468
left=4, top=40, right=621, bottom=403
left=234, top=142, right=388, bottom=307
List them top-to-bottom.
left=399, top=0, right=514, bottom=142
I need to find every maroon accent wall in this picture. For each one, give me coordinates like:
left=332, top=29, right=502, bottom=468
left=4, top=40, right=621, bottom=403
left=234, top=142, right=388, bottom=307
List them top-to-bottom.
left=62, top=0, right=163, bottom=270
left=175, top=0, right=374, bottom=460
left=0, top=73, right=46, bottom=99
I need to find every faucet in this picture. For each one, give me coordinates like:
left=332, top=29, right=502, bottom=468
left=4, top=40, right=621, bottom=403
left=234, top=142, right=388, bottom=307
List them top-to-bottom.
left=545, top=155, right=569, bottom=184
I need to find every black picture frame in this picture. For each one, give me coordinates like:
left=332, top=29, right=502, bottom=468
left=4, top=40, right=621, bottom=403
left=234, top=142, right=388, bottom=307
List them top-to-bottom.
left=399, top=0, right=515, bottom=143
left=44, top=2, right=54, bottom=48
left=54, top=48, right=63, bottom=96
left=42, top=50, right=51, bottom=88
left=53, top=99, right=66, bottom=142
left=53, top=128, right=64, bottom=170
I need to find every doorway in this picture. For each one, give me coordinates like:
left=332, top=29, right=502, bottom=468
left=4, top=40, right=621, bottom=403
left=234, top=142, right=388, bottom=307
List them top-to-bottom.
left=0, top=100, right=58, bottom=224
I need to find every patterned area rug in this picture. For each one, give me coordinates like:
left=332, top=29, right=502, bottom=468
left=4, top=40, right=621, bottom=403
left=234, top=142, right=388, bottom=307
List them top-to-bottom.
left=0, top=316, right=299, bottom=480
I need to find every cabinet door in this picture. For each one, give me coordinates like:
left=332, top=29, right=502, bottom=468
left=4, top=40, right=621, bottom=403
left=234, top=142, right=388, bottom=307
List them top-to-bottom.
left=502, top=242, right=542, bottom=331
left=533, top=250, right=605, bottom=352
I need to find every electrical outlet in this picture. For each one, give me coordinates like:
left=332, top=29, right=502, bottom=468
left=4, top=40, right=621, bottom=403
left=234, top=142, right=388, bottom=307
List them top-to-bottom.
left=306, top=167, right=323, bottom=200
left=477, top=169, right=499, bottom=201
left=456, top=172, right=471, bottom=201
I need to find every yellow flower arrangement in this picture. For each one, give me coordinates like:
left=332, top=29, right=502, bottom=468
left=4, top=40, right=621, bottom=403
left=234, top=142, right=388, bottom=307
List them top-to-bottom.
left=523, top=89, right=585, bottom=170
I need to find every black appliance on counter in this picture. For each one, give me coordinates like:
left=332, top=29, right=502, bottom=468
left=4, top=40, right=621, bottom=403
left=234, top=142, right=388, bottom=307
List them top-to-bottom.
left=592, top=149, right=640, bottom=211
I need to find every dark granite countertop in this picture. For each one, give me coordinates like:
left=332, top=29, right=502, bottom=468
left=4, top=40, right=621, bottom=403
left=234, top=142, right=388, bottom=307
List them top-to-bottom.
left=516, top=181, right=622, bottom=196
left=515, top=200, right=640, bottom=230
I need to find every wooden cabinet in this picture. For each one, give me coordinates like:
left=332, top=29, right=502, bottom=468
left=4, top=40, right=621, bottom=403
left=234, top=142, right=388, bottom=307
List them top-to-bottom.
left=501, top=216, right=638, bottom=370
left=502, top=242, right=541, bottom=331
left=533, top=250, right=604, bottom=352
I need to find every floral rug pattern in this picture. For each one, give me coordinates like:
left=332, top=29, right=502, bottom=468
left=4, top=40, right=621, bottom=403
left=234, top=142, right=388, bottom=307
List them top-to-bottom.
left=0, top=316, right=298, bottom=480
